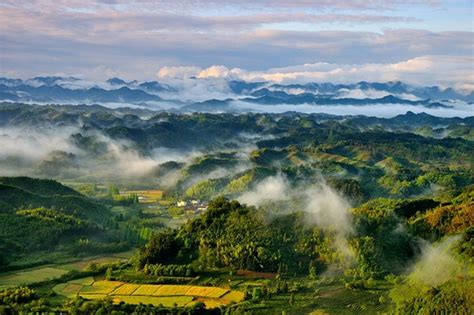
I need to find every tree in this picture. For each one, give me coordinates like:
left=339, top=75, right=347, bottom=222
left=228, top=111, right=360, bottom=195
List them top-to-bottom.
left=108, top=185, right=120, bottom=198
left=134, top=229, right=182, bottom=269
left=309, top=264, right=317, bottom=280
left=105, top=267, right=113, bottom=280
left=252, top=287, right=262, bottom=301
left=289, top=293, right=295, bottom=305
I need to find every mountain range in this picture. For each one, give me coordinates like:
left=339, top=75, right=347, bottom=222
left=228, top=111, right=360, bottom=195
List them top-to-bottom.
left=0, top=76, right=472, bottom=113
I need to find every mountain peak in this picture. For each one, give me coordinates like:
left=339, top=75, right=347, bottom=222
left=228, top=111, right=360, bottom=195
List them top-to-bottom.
left=106, top=77, right=128, bottom=85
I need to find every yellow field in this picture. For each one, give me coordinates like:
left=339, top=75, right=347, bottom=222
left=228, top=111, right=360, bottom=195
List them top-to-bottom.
left=122, top=190, right=163, bottom=203
left=54, top=279, right=245, bottom=309
left=79, top=280, right=122, bottom=294
left=111, top=283, right=140, bottom=295
left=132, top=284, right=161, bottom=296
left=153, top=285, right=192, bottom=296
left=185, top=286, right=228, bottom=298
left=220, top=290, right=245, bottom=303
left=200, top=299, right=226, bottom=309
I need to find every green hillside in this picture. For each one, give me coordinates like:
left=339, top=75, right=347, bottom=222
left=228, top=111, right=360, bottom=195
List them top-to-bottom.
left=0, top=177, right=120, bottom=267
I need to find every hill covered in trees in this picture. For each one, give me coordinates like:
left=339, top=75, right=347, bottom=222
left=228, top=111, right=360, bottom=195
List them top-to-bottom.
left=0, top=177, right=127, bottom=269
left=135, top=188, right=473, bottom=313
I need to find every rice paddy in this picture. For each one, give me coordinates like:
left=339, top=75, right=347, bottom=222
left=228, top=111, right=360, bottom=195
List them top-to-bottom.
left=53, top=278, right=244, bottom=309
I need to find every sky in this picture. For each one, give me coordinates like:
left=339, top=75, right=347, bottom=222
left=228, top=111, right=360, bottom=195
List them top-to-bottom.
left=0, top=0, right=473, bottom=89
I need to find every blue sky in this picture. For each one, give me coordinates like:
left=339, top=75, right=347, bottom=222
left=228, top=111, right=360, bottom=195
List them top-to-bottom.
left=0, top=0, right=472, bottom=88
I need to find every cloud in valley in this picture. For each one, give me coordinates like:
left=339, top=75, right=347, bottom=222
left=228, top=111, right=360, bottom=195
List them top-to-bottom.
left=0, top=127, right=198, bottom=180
left=238, top=174, right=290, bottom=207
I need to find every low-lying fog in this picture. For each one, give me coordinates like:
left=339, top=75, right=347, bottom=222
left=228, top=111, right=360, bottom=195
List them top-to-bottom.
left=230, top=101, right=474, bottom=118
left=0, top=126, right=259, bottom=185
left=0, top=127, right=196, bottom=181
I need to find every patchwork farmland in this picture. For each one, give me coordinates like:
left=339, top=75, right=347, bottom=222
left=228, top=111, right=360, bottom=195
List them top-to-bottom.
left=54, top=278, right=245, bottom=308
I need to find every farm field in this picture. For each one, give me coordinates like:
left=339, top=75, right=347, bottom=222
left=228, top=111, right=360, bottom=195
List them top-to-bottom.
left=121, top=190, right=163, bottom=203
left=152, top=216, right=188, bottom=229
left=0, top=251, right=135, bottom=291
left=58, top=251, right=134, bottom=271
left=0, top=267, right=69, bottom=290
left=53, top=278, right=245, bottom=308
left=233, top=282, right=393, bottom=315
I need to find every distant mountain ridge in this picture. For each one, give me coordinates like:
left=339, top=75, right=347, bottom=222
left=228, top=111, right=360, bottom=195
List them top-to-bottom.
left=0, top=76, right=472, bottom=111
left=229, top=80, right=474, bottom=103
left=0, top=102, right=471, bottom=131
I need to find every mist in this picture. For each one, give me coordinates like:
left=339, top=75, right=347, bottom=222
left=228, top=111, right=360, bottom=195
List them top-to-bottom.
left=230, top=101, right=474, bottom=118
left=0, top=124, right=261, bottom=188
left=0, top=126, right=201, bottom=182
left=0, top=126, right=79, bottom=162
left=237, top=174, right=290, bottom=207
left=238, top=174, right=355, bottom=260
left=238, top=174, right=352, bottom=230
left=304, top=185, right=352, bottom=234
left=389, top=236, right=465, bottom=305
left=408, top=236, right=463, bottom=287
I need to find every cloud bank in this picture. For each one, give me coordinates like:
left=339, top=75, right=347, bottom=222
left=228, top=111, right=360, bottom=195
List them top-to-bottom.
left=157, top=55, right=474, bottom=92
left=0, top=127, right=198, bottom=181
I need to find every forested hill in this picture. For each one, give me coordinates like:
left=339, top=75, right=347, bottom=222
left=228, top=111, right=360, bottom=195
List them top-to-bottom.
left=0, top=177, right=117, bottom=268
left=0, top=177, right=80, bottom=197
left=0, top=177, right=106, bottom=221
left=134, top=187, right=473, bottom=313
left=136, top=187, right=473, bottom=275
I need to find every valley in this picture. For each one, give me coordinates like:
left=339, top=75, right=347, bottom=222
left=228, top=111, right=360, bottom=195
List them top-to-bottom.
left=2, top=0, right=473, bottom=313
left=0, top=104, right=472, bottom=314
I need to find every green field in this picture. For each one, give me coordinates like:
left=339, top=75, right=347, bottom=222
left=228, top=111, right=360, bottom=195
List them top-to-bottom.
left=0, top=251, right=135, bottom=291
left=59, top=251, right=134, bottom=271
left=0, top=267, right=68, bottom=289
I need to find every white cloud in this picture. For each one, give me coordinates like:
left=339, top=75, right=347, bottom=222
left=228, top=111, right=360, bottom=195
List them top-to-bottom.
left=156, top=55, right=474, bottom=91
left=157, top=66, right=202, bottom=80
left=197, top=66, right=235, bottom=79
left=237, top=174, right=290, bottom=206
left=237, top=175, right=353, bottom=234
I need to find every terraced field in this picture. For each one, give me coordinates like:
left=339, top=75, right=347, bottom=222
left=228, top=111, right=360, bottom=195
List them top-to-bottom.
left=53, top=278, right=245, bottom=308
